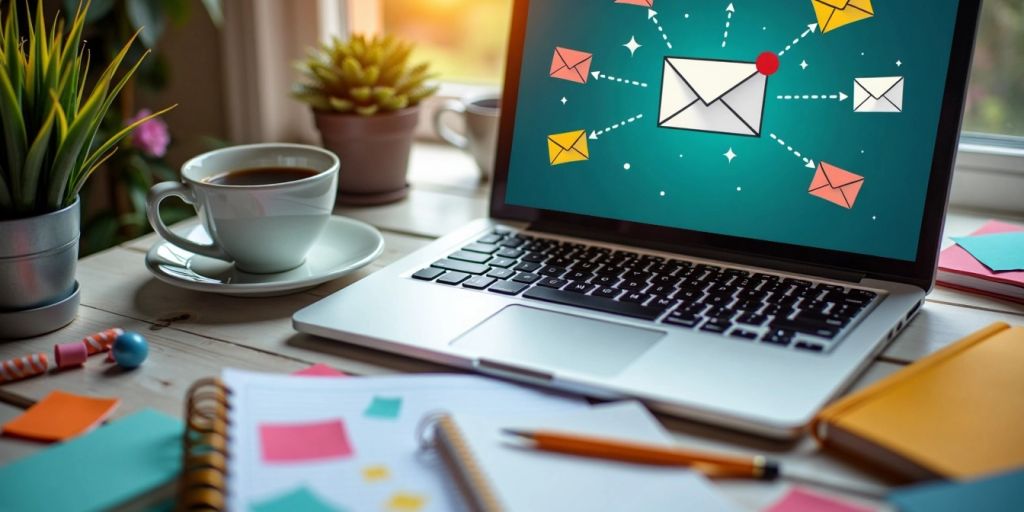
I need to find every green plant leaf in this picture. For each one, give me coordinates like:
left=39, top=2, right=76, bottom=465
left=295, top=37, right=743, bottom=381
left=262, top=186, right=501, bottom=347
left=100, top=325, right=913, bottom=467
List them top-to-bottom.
left=126, top=0, right=166, bottom=49
left=0, top=68, right=27, bottom=196
left=20, top=103, right=58, bottom=210
left=80, top=104, right=175, bottom=176
left=355, top=104, right=379, bottom=116
left=0, top=165, right=12, bottom=211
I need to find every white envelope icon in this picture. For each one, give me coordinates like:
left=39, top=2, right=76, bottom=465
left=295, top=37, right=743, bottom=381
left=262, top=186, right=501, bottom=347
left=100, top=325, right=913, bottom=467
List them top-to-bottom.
left=658, top=57, right=767, bottom=137
left=853, top=76, right=904, bottom=113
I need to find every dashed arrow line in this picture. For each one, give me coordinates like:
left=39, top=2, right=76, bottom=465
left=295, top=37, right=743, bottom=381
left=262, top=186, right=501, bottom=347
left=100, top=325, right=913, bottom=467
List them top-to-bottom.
left=722, top=3, right=735, bottom=48
left=647, top=10, right=673, bottom=50
left=778, top=23, right=818, bottom=57
left=590, top=71, right=649, bottom=88
left=776, top=92, right=849, bottom=102
left=590, top=113, right=644, bottom=140
left=769, top=133, right=817, bottom=169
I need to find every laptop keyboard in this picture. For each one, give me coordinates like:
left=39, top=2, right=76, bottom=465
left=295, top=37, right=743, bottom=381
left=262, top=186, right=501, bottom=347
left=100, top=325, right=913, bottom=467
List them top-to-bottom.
left=411, top=228, right=880, bottom=353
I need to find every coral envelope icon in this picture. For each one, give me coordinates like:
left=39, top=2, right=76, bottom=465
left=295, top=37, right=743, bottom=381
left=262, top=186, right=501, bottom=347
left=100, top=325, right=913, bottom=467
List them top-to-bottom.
left=549, top=47, right=593, bottom=84
left=808, top=162, right=865, bottom=209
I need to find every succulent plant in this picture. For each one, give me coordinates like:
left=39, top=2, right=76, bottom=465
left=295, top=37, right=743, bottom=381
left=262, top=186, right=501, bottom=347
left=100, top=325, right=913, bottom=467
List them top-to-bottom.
left=0, top=0, right=174, bottom=218
left=293, top=33, right=439, bottom=117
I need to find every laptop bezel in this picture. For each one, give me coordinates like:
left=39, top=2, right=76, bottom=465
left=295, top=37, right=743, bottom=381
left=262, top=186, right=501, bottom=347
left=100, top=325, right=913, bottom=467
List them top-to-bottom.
left=488, top=0, right=982, bottom=291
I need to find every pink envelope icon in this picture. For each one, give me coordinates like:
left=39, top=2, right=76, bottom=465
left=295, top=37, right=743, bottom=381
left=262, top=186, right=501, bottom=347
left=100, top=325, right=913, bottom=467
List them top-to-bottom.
left=616, top=0, right=655, bottom=7
left=550, top=47, right=593, bottom=84
left=808, top=162, right=865, bottom=209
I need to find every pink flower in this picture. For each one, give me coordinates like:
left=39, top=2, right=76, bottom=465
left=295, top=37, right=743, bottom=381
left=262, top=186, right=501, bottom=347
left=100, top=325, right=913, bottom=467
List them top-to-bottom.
left=127, top=109, right=170, bottom=158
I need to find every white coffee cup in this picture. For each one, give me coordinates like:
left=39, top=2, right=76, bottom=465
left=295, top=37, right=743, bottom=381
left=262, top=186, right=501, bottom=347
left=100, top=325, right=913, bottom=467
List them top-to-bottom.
left=434, top=96, right=501, bottom=180
left=146, top=143, right=340, bottom=274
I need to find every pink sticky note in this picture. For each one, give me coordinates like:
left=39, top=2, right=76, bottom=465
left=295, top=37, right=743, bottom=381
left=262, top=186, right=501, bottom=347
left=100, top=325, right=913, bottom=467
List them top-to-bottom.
left=291, top=363, right=347, bottom=378
left=259, top=419, right=353, bottom=463
left=765, top=488, right=874, bottom=512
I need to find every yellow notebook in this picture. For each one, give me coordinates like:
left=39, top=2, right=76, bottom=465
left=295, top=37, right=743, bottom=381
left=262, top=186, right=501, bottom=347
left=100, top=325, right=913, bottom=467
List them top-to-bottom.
left=813, top=322, right=1024, bottom=482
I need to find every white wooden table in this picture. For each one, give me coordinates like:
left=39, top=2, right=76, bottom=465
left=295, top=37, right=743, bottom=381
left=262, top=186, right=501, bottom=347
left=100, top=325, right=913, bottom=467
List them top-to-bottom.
left=1, top=143, right=1022, bottom=511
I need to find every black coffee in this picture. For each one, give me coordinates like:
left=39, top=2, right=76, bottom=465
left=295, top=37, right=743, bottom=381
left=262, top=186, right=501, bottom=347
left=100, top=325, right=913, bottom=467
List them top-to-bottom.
left=204, top=167, right=318, bottom=186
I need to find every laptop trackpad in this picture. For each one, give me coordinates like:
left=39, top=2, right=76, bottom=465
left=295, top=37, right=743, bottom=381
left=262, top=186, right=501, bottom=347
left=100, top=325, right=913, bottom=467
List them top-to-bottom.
left=451, top=305, right=665, bottom=378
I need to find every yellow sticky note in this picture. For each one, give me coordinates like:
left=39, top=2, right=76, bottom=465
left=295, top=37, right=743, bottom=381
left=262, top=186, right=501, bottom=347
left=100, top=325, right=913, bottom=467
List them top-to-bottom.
left=362, top=464, right=390, bottom=482
left=386, top=492, right=426, bottom=511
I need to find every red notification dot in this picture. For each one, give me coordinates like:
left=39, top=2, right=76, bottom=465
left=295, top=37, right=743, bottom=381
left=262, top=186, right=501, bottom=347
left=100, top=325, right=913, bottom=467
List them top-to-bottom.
left=756, top=52, right=780, bottom=76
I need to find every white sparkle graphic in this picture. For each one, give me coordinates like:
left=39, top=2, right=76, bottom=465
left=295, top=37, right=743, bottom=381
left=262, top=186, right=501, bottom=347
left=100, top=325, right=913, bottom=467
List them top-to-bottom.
left=684, top=13, right=690, bottom=19
left=623, top=36, right=642, bottom=56
left=896, top=59, right=903, bottom=67
left=800, top=60, right=809, bottom=70
left=560, top=97, right=567, bottom=105
left=724, top=148, right=738, bottom=163
left=623, top=163, right=632, bottom=170
left=737, top=186, right=742, bottom=192
left=660, top=191, right=666, bottom=197
left=873, top=216, right=878, bottom=221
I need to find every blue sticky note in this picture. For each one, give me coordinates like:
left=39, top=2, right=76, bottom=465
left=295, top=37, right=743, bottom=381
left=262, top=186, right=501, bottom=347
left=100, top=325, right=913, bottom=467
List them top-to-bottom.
left=952, top=232, right=1024, bottom=272
left=363, top=396, right=403, bottom=420
left=0, top=408, right=182, bottom=512
left=888, top=468, right=1024, bottom=512
left=252, top=487, right=343, bottom=512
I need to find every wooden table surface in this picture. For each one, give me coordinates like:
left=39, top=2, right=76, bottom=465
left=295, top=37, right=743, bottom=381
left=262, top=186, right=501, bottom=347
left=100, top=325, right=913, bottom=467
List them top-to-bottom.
left=1, top=143, right=1022, bottom=511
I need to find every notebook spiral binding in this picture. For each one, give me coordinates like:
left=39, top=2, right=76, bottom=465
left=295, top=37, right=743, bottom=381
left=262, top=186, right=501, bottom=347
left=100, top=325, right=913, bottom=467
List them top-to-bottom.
left=177, top=378, right=232, bottom=511
left=417, top=412, right=505, bottom=512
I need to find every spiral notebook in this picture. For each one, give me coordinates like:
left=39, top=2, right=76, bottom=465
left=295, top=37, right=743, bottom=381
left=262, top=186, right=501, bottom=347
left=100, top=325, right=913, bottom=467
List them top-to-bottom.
left=177, top=369, right=587, bottom=511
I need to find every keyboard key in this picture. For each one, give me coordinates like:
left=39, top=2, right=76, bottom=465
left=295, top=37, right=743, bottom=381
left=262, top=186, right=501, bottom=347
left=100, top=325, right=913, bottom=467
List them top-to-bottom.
left=477, top=234, right=503, bottom=244
left=500, top=237, right=526, bottom=248
left=463, top=243, right=499, bottom=254
left=496, top=247, right=524, bottom=259
left=449, top=251, right=491, bottom=264
left=522, top=253, right=547, bottom=263
left=488, top=257, right=517, bottom=268
left=432, top=259, right=489, bottom=275
left=514, top=261, right=542, bottom=273
left=540, top=266, right=568, bottom=278
left=412, top=267, right=445, bottom=281
left=487, top=268, right=516, bottom=280
left=564, top=271, right=595, bottom=283
left=437, top=272, right=470, bottom=285
left=512, top=272, right=541, bottom=284
left=463, top=276, right=496, bottom=290
left=538, top=277, right=569, bottom=289
left=489, top=280, right=528, bottom=296
left=618, top=280, right=647, bottom=292
left=565, top=282, right=597, bottom=294
left=523, top=287, right=667, bottom=321
left=593, top=287, right=622, bottom=299
left=622, top=292, right=652, bottom=304
left=650, top=297, right=677, bottom=309
left=665, top=312, right=700, bottom=328
left=736, top=313, right=768, bottom=326
left=701, top=318, right=732, bottom=333
left=770, top=319, right=840, bottom=339
left=730, top=329, right=759, bottom=340
left=762, top=329, right=795, bottom=346
left=795, top=341, right=825, bottom=353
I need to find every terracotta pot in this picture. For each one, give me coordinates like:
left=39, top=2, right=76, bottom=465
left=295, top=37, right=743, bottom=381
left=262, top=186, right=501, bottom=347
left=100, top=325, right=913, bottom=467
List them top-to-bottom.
left=313, top=107, right=420, bottom=205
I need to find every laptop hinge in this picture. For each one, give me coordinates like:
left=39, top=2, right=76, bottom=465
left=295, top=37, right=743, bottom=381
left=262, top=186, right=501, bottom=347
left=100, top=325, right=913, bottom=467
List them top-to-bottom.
left=527, top=220, right=868, bottom=284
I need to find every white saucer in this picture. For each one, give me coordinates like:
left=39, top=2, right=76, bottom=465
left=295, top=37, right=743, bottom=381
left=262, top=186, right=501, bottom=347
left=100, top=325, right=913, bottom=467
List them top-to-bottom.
left=145, top=216, right=384, bottom=297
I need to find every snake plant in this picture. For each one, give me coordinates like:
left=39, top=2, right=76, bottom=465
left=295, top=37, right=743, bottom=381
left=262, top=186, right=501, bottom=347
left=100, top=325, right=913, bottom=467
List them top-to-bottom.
left=0, top=0, right=174, bottom=219
left=293, top=33, right=439, bottom=117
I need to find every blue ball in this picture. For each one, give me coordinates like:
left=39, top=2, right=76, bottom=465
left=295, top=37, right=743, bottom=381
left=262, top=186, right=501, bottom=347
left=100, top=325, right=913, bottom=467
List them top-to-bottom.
left=112, top=331, right=149, bottom=369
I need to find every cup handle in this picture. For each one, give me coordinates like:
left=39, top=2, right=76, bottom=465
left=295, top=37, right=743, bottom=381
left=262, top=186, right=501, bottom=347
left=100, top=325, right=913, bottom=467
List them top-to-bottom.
left=433, top=99, right=468, bottom=149
left=146, top=182, right=231, bottom=261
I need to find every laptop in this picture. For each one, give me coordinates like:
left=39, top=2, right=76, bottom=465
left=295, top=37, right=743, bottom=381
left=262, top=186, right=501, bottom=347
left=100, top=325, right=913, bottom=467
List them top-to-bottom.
left=295, top=0, right=982, bottom=438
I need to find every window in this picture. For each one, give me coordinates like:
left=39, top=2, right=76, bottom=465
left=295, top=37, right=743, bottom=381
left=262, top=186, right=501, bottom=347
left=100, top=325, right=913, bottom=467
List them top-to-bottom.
left=380, top=0, right=512, bottom=85
left=963, top=0, right=1024, bottom=139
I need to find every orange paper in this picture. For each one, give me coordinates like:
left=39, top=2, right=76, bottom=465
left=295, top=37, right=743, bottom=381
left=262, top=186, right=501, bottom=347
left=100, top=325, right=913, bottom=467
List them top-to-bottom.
left=615, top=0, right=655, bottom=7
left=808, top=162, right=864, bottom=209
left=2, top=390, right=120, bottom=442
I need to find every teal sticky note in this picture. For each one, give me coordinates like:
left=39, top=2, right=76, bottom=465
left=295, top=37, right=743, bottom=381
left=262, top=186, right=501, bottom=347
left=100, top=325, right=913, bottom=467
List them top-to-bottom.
left=952, top=232, right=1024, bottom=272
left=363, top=396, right=402, bottom=420
left=0, top=408, right=182, bottom=512
left=888, top=468, right=1024, bottom=512
left=252, top=487, right=343, bottom=512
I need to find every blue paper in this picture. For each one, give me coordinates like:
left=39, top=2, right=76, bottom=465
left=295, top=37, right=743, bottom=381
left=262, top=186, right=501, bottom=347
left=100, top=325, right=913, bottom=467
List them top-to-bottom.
left=952, top=232, right=1024, bottom=272
left=0, top=408, right=182, bottom=512
left=888, top=469, right=1024, bottom=512
left=251, top=487, right=343, bottom=512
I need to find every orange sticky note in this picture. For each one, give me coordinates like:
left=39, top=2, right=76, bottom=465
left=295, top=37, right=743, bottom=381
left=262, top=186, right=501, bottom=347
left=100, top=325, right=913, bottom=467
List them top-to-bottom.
left=2, top=390, right=120, bottom=442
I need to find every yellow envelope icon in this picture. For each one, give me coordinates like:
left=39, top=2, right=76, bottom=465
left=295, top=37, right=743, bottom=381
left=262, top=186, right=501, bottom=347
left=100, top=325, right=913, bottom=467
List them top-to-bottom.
left=812, top=0, right=874, bottom=34
left=547, top=130, right=589, bottom=166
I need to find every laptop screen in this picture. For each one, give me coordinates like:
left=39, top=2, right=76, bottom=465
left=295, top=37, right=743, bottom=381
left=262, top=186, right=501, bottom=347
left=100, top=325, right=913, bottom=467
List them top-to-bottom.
left=504, top=0, right=962, bottom=262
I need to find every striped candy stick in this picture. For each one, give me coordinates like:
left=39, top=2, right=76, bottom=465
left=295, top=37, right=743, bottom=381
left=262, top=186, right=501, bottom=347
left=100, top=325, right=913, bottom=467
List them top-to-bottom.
left=83, top=328, right=124, bottom=355
left=0, top=353, right=49, bottom=383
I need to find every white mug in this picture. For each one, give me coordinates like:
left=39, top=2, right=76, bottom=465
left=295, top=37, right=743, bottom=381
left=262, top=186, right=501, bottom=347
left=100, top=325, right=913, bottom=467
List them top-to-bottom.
left=434, top=96, right=501, bottom=180
left=146, top=144, right=340, bottom=274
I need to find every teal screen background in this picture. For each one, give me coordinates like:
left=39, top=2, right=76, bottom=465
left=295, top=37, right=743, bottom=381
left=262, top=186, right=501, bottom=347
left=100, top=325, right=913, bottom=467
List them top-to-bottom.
left=505, top=0, right=962, bottom=262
